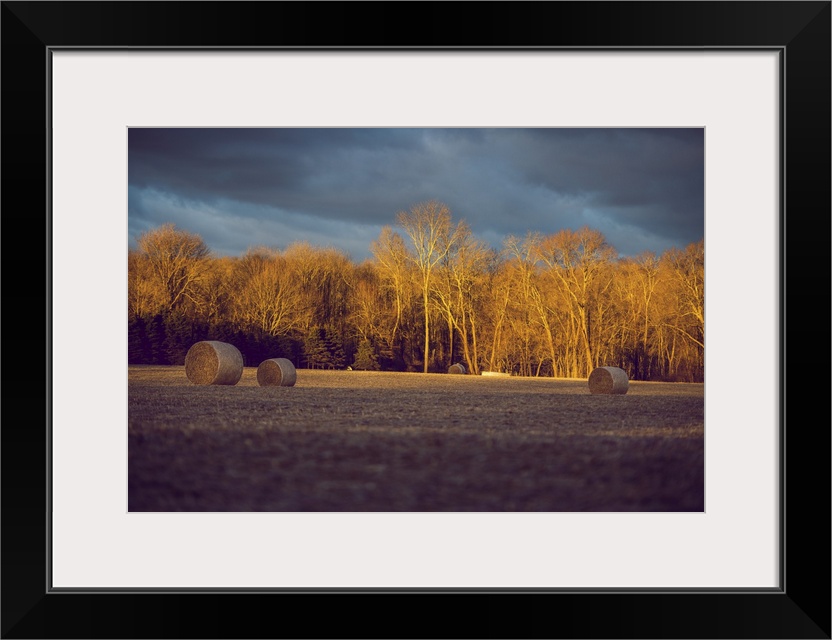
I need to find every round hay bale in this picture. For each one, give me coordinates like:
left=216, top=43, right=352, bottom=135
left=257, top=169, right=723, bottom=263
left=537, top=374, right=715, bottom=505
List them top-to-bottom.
left=184, top=341, right=243, bottom=385
left=257, top=358, right=297, bottom=387
left=448, top=363, right=467, bottom=374
left=588, top=366, right=629, bottom=395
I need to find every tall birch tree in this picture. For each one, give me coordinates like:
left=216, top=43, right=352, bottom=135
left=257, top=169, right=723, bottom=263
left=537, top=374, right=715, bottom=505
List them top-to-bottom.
left=397, top=200, right=465, bottom=373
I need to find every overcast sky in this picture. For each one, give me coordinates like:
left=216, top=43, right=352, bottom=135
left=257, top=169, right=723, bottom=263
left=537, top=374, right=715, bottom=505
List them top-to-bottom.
left=128, top=127, right=704, bottom=262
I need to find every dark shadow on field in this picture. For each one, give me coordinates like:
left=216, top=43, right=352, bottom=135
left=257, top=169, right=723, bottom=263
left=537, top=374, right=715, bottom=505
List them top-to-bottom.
left=128, top=367, right=704, bottom=512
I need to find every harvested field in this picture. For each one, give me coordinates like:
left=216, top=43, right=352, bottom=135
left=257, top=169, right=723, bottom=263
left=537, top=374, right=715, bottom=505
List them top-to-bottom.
left=128, top=366, right=704, bottom=512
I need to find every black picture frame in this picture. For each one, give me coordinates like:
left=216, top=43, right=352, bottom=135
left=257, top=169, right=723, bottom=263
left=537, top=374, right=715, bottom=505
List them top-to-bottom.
left=3, top=2, right=829, bottom=638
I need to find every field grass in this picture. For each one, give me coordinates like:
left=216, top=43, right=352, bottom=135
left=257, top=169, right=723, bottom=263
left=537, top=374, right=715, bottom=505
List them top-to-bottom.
left=128, top=366, right=704, bottom=512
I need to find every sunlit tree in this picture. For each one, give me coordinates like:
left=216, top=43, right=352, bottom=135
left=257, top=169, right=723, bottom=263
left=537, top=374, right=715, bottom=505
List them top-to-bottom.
left=396, top=200, right=466, bottom=373
left=126, top=221, right=704, bottom=381
left=135, top=223, right=211, bottom=312
left=534, top=227, right=617, bottom=376
left=659, top=240, right=704, bottom=380
left=230, top=247, right=304, bottom=336
left=128, top=249, right=165, bottom=318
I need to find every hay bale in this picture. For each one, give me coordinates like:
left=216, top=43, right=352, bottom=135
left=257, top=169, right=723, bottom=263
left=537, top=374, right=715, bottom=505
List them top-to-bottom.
left=184, top=341, right=243, bottom=385
left=257, top=358, right=297, bottom=387
left=448, top=363, right=467, bottom=374
left=588, top=366, right=629, bottom=395
left=481, top=371, right=511, bottom=378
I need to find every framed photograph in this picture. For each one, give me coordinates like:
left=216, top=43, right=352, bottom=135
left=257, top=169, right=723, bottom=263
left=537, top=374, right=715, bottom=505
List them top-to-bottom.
left=4, top=2, right=829, bottom=638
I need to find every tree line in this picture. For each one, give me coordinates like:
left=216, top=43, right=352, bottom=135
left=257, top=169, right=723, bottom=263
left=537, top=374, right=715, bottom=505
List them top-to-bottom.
left=128, top=200, right=704, bottom=381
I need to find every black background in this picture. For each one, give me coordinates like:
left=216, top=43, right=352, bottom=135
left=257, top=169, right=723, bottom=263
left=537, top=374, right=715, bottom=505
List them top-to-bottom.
left=2, top=2, right=830, bottom=638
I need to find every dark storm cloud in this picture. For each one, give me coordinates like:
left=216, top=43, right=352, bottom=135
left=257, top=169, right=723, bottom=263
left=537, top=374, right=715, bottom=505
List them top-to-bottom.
left=128, top=127, right=704, bottom=260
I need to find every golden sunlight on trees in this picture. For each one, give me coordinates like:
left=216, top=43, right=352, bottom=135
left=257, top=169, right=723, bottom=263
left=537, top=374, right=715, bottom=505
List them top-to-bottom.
left=396, top=200, right=467, bottom=373
left=128, top=220, right=704, bottom=381
left=135, top=223, right=211, bottom=313
left=370, top=227, right=414, bottom=365
left=434, top=227, right=492, bottom=375
left=534, top=227, right=617, bottom=376
left=503, top=233, right=550, bottom=377
left=661, top=240, right=705, bottom=378
left=128, top=248, right=166, bottom=318
left=230, top=248, right=304, bottom=336
left=482, top=252, right=514, bottom=374
left=613, top=252, right=661, bottom=379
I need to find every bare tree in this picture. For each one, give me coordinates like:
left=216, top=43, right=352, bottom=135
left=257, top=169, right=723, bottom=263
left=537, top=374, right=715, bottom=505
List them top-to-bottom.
left=396, top=200, right=465, bottom=372
left=430, top=221, right=491, bottom=373
left=135, top=223, right=211, bottom=312
left=371, top=226, right=413, bottom=352
left=534, top=227, right=617, bottom=376
left=447, top=230, right=491, bottom=375
left=504, top=233, right=559, bottom=376
left=660, top=240, right=704, bottom=380
left=231, top=247, right=304, bottom=336
left=128, top=249, right=165, bottom=318
left=614, top=251, right=661, bottom=378
left=483, top=252, right=514, bottom=374
left=196, top=256, right=236, bottom=325
left=347, top=261, right=375, bottom=341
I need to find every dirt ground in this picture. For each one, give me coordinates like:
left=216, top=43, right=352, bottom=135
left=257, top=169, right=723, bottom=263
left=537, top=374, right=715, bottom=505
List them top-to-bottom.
left=128, top=366, right=704, bottom=512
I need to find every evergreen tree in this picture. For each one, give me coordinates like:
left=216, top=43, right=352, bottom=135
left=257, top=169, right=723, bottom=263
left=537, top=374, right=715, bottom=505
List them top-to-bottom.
left=165, top=310, right=196, bottom=365
left=147, top=314, right=169, bottom=364
left=128, top=316, right=150, bottom=364
left=303, top=327, right=328, bottom=369
left=323, top=327, right=346, bottom=369
left=276, top=335, right=302, bottom=366
left=352, top=338, right=380, bottom=371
